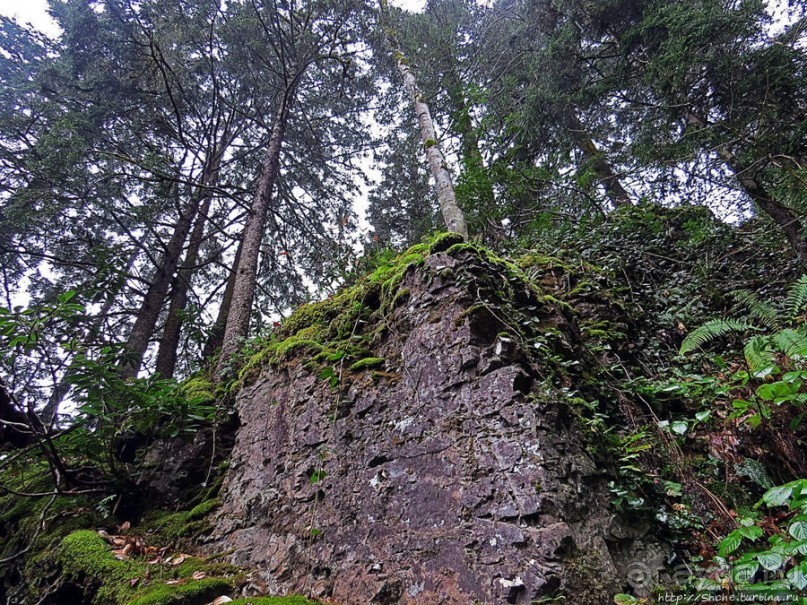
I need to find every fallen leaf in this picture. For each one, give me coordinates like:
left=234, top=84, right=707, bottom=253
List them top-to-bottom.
left=119, top=521, right=131, bottom=532
left=171, top=554, right=187, bottom=566
left=192, top=571, right=206, bottom=580
left=129, top=578, right=139, bottom=588
left=166, top=579, right=181, bottom=585
left=208, top=597, right=233, bottom=605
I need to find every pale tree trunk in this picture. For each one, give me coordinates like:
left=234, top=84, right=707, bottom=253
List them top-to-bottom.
left=381, top=0, right=468, bottom=238
left=215, top=93, right=293, bottom=378
left=566, top=111, right=632, bottom=208
left=685, top=111, right=807, bottom=265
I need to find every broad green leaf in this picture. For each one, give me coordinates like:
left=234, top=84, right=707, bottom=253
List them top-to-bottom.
left=671, top=420, right=688, bottom=435
left=763, top=485, right=793, bottom=507
left=790, top=520, right=807, bottom=540
left=738, top=525, right=763, bottom=540
left=718, top=531, right=743, bottom=557
left=757, top=552, right=785, bottom=571
left=731, top=561, right=759, bottom=583
left=787, top=565, right=807, bottom=590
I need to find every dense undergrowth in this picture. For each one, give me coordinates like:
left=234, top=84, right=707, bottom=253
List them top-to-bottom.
left=2, top=205, right=806, bottom=603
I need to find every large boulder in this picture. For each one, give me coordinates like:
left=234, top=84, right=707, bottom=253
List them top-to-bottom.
left=210, top=249, right=664, bottom=604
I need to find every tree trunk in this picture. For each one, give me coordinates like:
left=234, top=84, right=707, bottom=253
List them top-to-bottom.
left=381, top=0, right=468, bottom=239
left=215, top=94, right=293, bottom=378
left=566, top=111, right=632, bottom=208
left=685, top=111, right=807, bottom=265
left=155, top=130, right=230, bottom=378
left=154, top=195, right=212, bottom=378
left=118, top=197, right=199, bottom=379
left=41, top=236, right=145, bottom=423
left=203, top=237, right=242, bottom=361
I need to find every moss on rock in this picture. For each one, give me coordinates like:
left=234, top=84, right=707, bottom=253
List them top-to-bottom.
left=349, top=357, right=385, bottom=371
left=56, top=529, right=239, bottom=605
left=228, top=598, right=319, bottom=605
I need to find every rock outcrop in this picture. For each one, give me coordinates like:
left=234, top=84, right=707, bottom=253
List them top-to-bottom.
left=210, top=246, right=666, bottom=604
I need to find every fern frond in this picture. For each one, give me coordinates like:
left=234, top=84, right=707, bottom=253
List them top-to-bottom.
left=785, top=275, right=807, bottom=320
left=732, top=289, right=780, bottom=330
left=679, top=319, right=754, bottom=355
left=772, top=328, right=807, bottom=360
left=744, top=335, right=776, bottom=371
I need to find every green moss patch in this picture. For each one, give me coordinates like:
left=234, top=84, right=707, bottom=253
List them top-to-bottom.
left=233, top=236, right=449, bottom=387
left=349, top=357, right=385, bottom=371
left=145, top=498, right=221, bottom=542
left=56, top=529, right=239, bottom=605
left=228, top=598, right=320, bottom=605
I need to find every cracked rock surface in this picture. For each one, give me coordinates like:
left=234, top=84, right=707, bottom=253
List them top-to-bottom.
left=210, top=253, right=662, bottom=604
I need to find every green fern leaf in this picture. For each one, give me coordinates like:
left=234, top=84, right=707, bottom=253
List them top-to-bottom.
left=785, top=275, right=807, bottom=320
left=732, top=289, right=780, bottom=330
left=680, top=319, right=753, bottom=355
left=772, top=328, right=807, bottom=359
left=744, top=335, right=776, bottom=371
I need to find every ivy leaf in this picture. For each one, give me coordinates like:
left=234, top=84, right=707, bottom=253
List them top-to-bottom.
left=695, top=410, right=711, bottom=422
left=671, top=420, right=688, bottom=435
left=309, top=470, right=327, bottom=485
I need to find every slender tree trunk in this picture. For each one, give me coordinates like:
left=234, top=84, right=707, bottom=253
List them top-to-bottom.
left=380, top=0, right=468, bottom=238
left=215, top=94, right=293, bottom=378
left=566, top=111, right=632, bottom=208
left=685, top=111, right=807, bottom=265
left=120, top=127, right=236, bottom=379
left=155, top=130, right=230, bottom=378
left=154, top=195, right=212, bottom=378
left=118, top=196, right=200, bottom=379
left=41, top=236, right=145, bottom=423
left=203, top=237, right=241, bottom=361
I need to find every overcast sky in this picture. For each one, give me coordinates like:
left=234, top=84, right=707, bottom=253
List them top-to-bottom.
left=0, top=0, right=427, bottom=37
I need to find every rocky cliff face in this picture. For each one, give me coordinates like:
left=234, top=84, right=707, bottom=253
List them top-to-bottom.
left=210, top=246, right=666, bottom=604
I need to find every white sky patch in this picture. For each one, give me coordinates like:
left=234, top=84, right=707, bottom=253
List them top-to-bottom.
left=0, top=0, right=60, bottom=37
left=391, top=0, right=426, bottom=12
